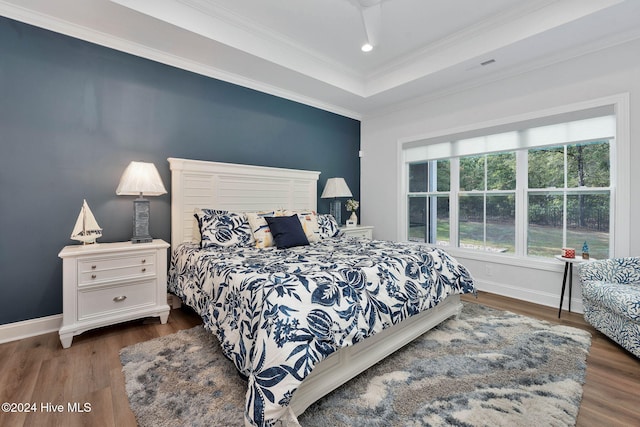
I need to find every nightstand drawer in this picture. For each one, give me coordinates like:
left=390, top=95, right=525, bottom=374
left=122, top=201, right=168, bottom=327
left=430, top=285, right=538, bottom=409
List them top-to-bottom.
left=340, top=226, right=374, bottom=239
left=344, top=229, right=371, bottom=238
left=78, top=253, right=156, bottom=285
left=77, top=280, right=156, bottom=320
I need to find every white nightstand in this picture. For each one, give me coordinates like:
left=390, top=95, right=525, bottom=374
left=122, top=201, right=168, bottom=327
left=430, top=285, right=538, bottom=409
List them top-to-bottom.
left=340, top=225, right=374, bottom=239
left=58, top=239, right=171, bottom=348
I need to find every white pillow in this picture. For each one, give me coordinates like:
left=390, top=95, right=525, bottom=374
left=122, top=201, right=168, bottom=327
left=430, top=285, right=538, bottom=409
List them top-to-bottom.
left=246, top=211, right=284, bottom=248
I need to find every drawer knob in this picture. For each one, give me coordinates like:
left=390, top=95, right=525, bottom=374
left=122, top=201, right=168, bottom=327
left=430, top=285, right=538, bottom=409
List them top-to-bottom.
left=141, top=259, right=146, bottom=264
left=91, top=265, right=97, bottom=270
left=141, top=268, right=147, bottom=273
left=91, top=274, right=97, bottom=279
left=113, top=296, right=127, bottom=303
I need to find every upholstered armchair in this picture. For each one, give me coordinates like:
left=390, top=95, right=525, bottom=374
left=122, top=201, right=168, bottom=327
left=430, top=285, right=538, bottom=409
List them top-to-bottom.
left=578, top=257, right=640, bottom=358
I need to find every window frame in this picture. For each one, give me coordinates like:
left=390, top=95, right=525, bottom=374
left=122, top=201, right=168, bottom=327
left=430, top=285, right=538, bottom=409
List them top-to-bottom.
left=397, top=94, right=630, bottom=263
left=408, top=142, right=611, bottom=258
left=525, top=142, right=612, bottom=258
left=407, top=159, right=451, bottom=245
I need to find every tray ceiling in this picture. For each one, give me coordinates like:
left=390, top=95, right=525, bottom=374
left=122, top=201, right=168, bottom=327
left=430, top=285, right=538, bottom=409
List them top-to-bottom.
left=1, top=0, right=639, bottom=118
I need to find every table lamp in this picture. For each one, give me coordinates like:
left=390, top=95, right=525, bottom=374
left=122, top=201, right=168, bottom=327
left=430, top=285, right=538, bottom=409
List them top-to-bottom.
left=116, top=161, right=167, bottom=243
left=321, top=177, right=352, bottom=225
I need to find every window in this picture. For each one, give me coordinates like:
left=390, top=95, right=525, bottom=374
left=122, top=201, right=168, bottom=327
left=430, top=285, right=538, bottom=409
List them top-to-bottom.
left=404, top=108, right=615, bottom=259
left=527, top=141, right=610, bottom=258
left=459, top=152, right=516, bottom=253
left=408, top=160, right=450, bottom=245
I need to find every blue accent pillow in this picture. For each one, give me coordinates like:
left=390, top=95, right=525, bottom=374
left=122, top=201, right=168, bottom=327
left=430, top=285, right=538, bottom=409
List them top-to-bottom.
left=265, top=215, right=310, bottom=249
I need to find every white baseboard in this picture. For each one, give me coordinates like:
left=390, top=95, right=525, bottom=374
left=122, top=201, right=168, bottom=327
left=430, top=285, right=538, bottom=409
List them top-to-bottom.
left=475, top=278, right=584, bottom=314
left=0, top=284, right=582, bottom=346
left=0, top=294, right=178, bottom=345
left=0, top=314, right=63, bottom=345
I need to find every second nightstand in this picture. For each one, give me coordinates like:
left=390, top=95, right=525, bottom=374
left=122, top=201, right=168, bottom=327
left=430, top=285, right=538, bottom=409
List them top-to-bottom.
left=340, top=225, right=374, bottom=239
left=58, top=239, right=170, bottom=348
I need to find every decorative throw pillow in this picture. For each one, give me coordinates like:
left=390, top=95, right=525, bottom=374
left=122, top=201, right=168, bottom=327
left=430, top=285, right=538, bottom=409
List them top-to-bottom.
left=194, top=209, right=254, bottom=248
left=285, top=210, right=320, bottom=243
left=246, top=211, right=284, bottom=248
left=317, top=214, right=342, bottom=239
left=265, top=215, right=310, bottom=249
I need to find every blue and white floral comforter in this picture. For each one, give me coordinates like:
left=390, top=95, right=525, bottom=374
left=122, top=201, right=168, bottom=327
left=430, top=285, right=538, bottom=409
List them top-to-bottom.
left=168, top=237, right=475, bottom=426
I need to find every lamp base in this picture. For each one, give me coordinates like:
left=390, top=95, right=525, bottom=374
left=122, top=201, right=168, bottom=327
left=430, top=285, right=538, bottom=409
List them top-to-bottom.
left=132, top=198, right=152, bottom=244
left=329, top=199, right=342, bottom=226
left=132, top=236, right=152, bottom=244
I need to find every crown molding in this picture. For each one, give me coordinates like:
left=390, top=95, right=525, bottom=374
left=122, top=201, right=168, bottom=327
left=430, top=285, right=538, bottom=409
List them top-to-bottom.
left=2, top=0, right=632, bottom=121
left=112, top=0, right=366, bottom=96
left=180, top=0, right=361, bottom=79
left=363, top=0, right=624, bottom=97
left=365, top=0, right=557, bottom=82
left=0, top=1, right=362, bottom=120
left=363, top=26, right=640, bottom=119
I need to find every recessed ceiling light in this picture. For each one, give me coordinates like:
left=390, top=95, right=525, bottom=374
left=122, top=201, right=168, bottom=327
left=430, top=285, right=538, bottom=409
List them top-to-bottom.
left=361, top=43, right=373, bottom=52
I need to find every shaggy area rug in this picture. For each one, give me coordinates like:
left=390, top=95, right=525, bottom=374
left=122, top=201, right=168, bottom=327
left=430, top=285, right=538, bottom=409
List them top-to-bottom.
left=120, top=302, right=591, bottom=426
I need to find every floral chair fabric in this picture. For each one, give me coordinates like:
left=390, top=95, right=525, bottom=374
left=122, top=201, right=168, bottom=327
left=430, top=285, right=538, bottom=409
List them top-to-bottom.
left=578, top=257, right=640, bottom=358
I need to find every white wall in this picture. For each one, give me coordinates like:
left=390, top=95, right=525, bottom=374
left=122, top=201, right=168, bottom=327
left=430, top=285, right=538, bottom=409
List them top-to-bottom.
left=361, top=38, right=640, bottom=312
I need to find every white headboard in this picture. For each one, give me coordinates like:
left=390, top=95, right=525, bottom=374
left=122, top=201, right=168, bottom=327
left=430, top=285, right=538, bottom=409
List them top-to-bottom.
left=168, top=158, right=321, bottom=250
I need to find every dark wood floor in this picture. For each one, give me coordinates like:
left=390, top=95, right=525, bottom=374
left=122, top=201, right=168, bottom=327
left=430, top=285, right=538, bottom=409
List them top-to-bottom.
left=0, top=291, right=638, bottom=426
left=463, top=292, right=640, bottom=427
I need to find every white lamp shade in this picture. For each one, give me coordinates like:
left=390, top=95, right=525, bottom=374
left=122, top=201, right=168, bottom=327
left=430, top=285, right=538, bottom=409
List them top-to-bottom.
left=116, top=161, right=167, bottom=196
left=321, top=177, right=352, bottom=198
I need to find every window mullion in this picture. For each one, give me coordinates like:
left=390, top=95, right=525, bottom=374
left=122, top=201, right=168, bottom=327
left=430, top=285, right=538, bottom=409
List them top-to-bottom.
left=563, top=146, right=568, bottom=248
left=516, top=149, right=527, bottom=256
left=483, top=156, right=487, bottom=249
left=450, top=157, right=460, bottom=248
left=428, top=161, right=438, bottom=243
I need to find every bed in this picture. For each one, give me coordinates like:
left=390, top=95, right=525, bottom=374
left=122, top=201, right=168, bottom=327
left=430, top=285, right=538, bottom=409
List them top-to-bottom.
left=166, top=157, right=476, bottom=426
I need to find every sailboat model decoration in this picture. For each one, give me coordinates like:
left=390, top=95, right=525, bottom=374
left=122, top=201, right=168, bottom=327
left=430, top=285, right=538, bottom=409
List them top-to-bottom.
left=71, top=199, right=103, bottom=244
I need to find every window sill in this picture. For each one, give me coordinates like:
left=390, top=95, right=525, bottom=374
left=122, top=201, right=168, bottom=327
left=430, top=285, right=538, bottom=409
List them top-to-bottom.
left=436, top=246, right=564, bottom=272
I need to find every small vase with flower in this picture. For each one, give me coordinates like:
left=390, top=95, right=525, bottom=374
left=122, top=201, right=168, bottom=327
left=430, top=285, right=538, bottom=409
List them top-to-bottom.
left=345, top=199, right=359, bottom=227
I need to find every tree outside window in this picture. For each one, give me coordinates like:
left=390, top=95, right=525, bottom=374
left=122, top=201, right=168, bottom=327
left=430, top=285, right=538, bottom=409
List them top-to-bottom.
left=407, top=140, right=610, bottom=259
left=527, top=141, right=610, bottom=258
left=459, top=152, right=516, bottom=253
left=408, top=160, right=450, bottom=244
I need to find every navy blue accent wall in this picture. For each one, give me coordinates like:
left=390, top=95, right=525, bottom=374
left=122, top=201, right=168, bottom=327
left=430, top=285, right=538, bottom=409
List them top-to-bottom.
left=0, top=17, right=360, bottom=326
